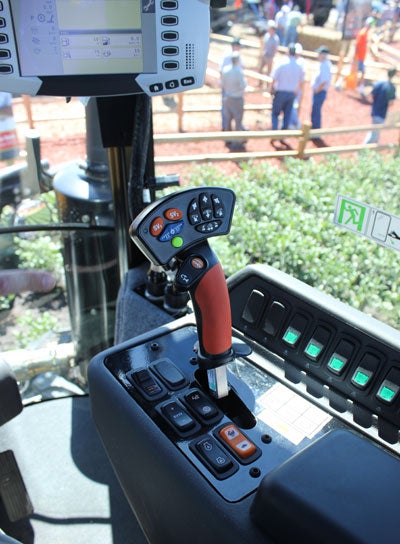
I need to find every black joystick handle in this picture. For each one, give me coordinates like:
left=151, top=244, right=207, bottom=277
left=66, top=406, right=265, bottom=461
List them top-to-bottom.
left=130, top=187, right=236, bottom=398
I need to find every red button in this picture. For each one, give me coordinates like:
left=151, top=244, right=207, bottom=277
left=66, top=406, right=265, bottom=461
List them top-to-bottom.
left=164, top=208, right=183, bottom=221
left=150, top=217, right=164, bottom=237
left=219, top=424, right=257, bottom=459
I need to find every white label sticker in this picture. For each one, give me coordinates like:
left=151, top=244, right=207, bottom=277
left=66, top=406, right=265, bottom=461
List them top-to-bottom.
left=334, top=195, right=400, bottom=252
left=257, top=383, right=332, bottom=446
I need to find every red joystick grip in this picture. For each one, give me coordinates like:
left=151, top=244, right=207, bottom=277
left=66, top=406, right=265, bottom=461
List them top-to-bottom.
left=193, top=262, right=232, bottom=358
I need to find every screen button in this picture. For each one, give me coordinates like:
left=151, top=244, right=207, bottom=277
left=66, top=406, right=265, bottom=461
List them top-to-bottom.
left=161, top=0, right=178, bottom=8
left=161, top=15, right=178, bottom=25
left=161, top=31, right=179, bottom=41
left=0, top=34, right=8, bottom=44
left=162, top=46, right=179, bottom=56
left=163, top=61, right=179, bottom=70
left=0, top=64, right=12, bottom=73
left=181, top=76, right=195, bottom=86
left=165, top=79, right=179, bottom=90
left=149, top=83, right=164, bottom=93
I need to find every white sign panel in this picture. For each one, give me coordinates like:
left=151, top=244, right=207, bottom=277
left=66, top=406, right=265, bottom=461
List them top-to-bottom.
left=334, top=195, right=400, bottom=253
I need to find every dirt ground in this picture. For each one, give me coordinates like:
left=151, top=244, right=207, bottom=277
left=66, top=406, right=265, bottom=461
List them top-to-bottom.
left=6, top=18, right=400, bottom=182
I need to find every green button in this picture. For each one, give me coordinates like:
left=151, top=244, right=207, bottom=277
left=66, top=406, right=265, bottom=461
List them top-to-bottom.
left=171, top=236, right=183, bottom=248
left=283, top=328, right=300, bottom=346
left=305, top=342, right=321, bottom=359
left=328, top=356, right=345, bottom=372
left=353, top=370, right=370, bottom=387
left=378, top=385, right=396, bottom=402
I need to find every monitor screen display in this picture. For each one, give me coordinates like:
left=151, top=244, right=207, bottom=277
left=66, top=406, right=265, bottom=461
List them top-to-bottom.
left=10, top=0, right=157, bottom=77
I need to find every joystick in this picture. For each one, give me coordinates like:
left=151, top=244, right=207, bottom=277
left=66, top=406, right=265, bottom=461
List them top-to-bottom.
left=130, top=187, right=246, bottom=398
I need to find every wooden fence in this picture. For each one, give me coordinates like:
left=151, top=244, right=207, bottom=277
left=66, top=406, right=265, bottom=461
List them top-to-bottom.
left=154, top=121, right=400, bottom=166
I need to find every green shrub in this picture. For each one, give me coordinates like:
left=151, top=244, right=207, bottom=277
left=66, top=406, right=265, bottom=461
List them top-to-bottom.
left=186, top=152, right=400, bottom=328
left=14, top=310, right=58, bottom=348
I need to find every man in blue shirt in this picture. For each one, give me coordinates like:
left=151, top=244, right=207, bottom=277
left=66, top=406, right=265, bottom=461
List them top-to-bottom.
left=364, top=68, right=396, bottom=144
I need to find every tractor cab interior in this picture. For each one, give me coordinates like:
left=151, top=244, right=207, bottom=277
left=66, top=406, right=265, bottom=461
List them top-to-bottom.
left=1, top=1, right=400, bottom=544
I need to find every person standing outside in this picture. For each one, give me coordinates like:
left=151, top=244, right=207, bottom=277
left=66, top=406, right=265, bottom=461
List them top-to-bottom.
left=275, top=5, right=290, bottom=44
left=284, top=5, right=302, bottom=46
left=353, top=17, right=375, bottom=96
left=259, top=20, right=280, bottom=81
left=289, top=42, right=305, bottom=129
left=270, top=43, right=305, bottom=138
left=311, top=45, right=332, bottom=131
left=220, top=51, right=247, bottom=150
left=364, top=67, right=396, bottom=144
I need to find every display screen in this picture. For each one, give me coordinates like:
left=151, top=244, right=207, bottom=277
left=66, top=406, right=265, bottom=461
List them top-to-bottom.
left=10, top=0, right=157, bottom=76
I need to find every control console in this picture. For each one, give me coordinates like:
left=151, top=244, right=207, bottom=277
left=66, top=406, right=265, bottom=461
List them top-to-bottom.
left=89, top=187, right=400, bottom=544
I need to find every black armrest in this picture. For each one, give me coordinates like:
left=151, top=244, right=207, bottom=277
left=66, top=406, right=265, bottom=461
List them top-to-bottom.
left=251, top=429, right=400, bottom=544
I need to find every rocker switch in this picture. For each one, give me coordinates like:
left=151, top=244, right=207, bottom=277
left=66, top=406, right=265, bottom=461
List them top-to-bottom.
left=153, top=359, right=187, bottom=389
left=128, top=368, right=166, bottom=401
left=184, top=389, right=219, bottom=420
left=161, top=401, right=196, bottom=432
left=195, top=437, right=233, bottom=474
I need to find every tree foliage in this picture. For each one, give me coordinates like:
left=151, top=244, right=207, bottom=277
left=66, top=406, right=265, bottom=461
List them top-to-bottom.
left=186, top=152, right=400, bottom=328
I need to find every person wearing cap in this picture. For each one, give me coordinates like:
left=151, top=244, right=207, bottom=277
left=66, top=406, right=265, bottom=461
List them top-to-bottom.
left=275, top=4, right=290, bottom=44
left=353, top=16, right=375, bottom=96
left=259, top=20, right=280, bottom=80
left=220, top=38, right=243, bottom=73
left=270, top=43, right=305, bottom=138
left=311, top=45, right=332, bottom=132
left=220, top=51, right=248, bottom=150
left=364, top=67, right=396, bottom=144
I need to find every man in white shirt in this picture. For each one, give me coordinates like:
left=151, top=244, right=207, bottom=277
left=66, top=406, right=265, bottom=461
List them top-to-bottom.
left=270, top=43, right=305, bottom=134
left=311, top=45, right=332, bottom=131
left=221, top=51, right=247, bottom=150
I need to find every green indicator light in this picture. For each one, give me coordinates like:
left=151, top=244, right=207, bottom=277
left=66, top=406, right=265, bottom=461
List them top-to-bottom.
left=171, top=236, right=183, bottom=248
left=283, top=329, right=300, bottom=345
left=306, top=342, right=321, bottom=358
left=329, top=357, right=345, bottom=371
left=354, top=371, right=370, bottom=386
left=379, top=386, right=396, bottom=402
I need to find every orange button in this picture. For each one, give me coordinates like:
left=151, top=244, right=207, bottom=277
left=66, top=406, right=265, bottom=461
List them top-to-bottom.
left=164, top=208, right=183, bottom=221
left=150, top=216, right=164, bottom=237
left=218, top=424, right=257, bottom=459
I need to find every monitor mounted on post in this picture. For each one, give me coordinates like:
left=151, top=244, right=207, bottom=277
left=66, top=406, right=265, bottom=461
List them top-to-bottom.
left=0, top=0, right=211, bottom=97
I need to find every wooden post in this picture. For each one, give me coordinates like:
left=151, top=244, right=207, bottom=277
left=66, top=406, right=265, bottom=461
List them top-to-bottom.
left=177, top=93, right=184, bottom=133
left=22, top=94, right=34, bottom=129
left=297, top=121, right=311, bottom=159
